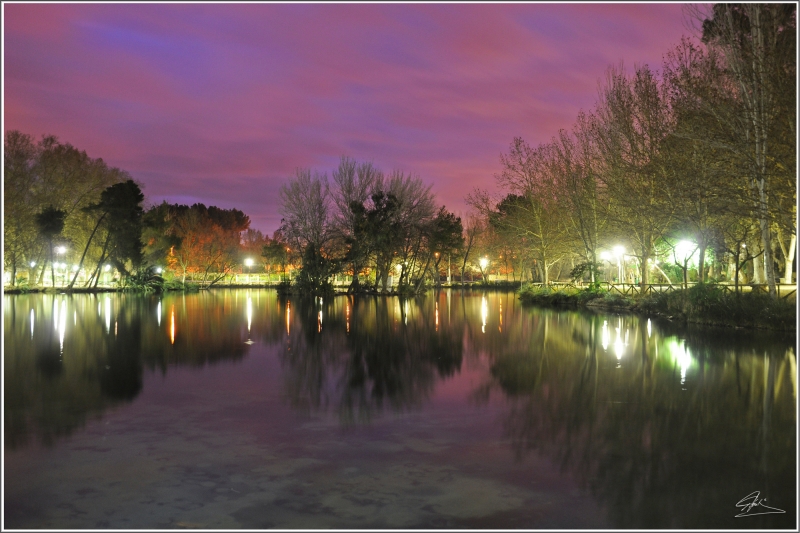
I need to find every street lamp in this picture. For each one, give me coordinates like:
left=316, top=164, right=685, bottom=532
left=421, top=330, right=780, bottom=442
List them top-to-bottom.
left=612, top=245, right=625, bottom=284
left=54, top=247, right=67, bottom=287
left=599, top=251, right=611, bottom=282
left=479, top=257, right=489, bottom=282
left=244, top=258, right=254, bottom=284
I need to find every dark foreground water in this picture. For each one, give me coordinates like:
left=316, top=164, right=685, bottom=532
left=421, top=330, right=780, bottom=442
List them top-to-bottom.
left=3, top=290, right=796, bottom=529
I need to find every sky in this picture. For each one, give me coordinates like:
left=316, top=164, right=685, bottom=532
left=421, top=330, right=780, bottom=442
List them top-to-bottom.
left=4, top=3, right=694, bottom=235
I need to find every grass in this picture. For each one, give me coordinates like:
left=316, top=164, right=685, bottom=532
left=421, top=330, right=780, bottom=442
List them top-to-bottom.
left=518, top=282, right=795, bottom=330
left=518, top=283, right=608, bottom=307
left=635, top=283, right=796, bottom=330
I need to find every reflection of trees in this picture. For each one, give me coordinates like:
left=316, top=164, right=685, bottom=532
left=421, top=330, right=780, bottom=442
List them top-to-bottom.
left=4, top=291, right=286, bottom=449
left=279, top=293, right=463, bottom=424
left=485, top=312, right=796, bottom=528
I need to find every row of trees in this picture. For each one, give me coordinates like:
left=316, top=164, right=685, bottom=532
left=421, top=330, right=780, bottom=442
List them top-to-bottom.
left=467, top=4, right=795, bottom=296
left=3, top=130, right=267, bottom=288
left=4, top=131, right=146, bottom=288
left=4, top=132, right=477, bottom=290
left=278, top=157, right=466, bottom=294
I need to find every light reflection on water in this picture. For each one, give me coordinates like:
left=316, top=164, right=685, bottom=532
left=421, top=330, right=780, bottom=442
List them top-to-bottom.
left=2, top=290, right=796, bottom=529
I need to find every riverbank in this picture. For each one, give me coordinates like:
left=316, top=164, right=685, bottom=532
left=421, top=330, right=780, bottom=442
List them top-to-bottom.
left=3, top=280, right=522, bottom=296
left=518, top=283, right=797, bottom=331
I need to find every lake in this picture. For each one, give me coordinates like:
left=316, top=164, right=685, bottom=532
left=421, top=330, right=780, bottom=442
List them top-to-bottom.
left=3, top=290, right=796, bottom=529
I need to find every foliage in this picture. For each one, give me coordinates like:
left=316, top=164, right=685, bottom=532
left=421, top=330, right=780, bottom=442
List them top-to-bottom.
left=156, top=203, right=250, bottom=286
left=293, top=244, right=337, bottom=295
left=569, top=261, right=602, bottom=284
left=636, top=283, right=795, bottom=329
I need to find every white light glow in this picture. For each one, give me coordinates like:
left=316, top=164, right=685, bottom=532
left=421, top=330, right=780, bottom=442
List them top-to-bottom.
left=247, top=295, right=252, bottom=333
left=481, top=296, right=488, bottom=333
left=58, top=299, right=67, bottom=354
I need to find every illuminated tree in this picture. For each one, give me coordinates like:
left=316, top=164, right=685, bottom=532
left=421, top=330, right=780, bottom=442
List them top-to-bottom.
left=34, top=206, right=67, bottom=288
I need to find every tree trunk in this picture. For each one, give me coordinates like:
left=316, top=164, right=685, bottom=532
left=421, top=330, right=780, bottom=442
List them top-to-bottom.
left=68, top=213, right=107, bottom=289
left=49, top=241, right=55, bottom=288
left=697, top=241, right=707, bottom=283
left=753, top=245, right=765, bottom=284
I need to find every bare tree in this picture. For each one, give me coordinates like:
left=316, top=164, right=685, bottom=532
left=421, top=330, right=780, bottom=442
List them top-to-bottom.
left=684, top=3, right=796, bottom=295
left=591, top=64, right=677, bottom=288
left=330, top=157, right=382, bottom=290
left=279, top=168, right=331, bottom=253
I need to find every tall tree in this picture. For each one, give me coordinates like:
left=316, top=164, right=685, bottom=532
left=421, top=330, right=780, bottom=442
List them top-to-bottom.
left=688, top=3, right=796, bottom=295
left=591, top=64, right=677, bottom=288
left=3, top=132, right=39, bottom=285
left=330, top=157, right=382, bottom=291
left=68, top=180, right=145, bottom=288
left=34, top=206, right=67, bottom=288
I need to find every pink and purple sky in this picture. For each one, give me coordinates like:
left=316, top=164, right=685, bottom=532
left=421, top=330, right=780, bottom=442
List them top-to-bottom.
left=4, top=3, right=693, bottom=235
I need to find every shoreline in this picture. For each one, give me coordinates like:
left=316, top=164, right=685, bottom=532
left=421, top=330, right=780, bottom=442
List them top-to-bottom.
left=6, top=283, right=794, bottom=332
left=519, top=286, right=797, bottom=332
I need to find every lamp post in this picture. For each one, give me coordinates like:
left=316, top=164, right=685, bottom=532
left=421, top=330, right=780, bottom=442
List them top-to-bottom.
left=55, top=246, right=66, bottom=287
left=612, top=246, right=624, bottom=284
left=599, top=251, right=611, bottom=282
left=479, top=257, right=489, bottom=283
left=244, top=258, right=254, bottom=284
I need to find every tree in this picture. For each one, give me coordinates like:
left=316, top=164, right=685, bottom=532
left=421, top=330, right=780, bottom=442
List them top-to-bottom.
left=684, top=4, right=797, bottom=296
left=591, top=64, right=677, bottom=288
left=553, top=116, right=609, bottom=282
left=3, top=131, right=38, bottom=285
left=3, top=131, right=126, bottom=286
left=475, top=138, right=574, bottom=284
left=330, top=157, right=382, bottom=290
left=279, top=168, right=331, bottom=253
left=69, top=180, right=145, bottom=288
left=34, top=206, right=67, bottom=287
left=426, top=207, right=464, bottom=287
left=459, top=215, right=482, bottom=283
left=240, top=229, right=269, bottom=275
left=262, top=236, right=290, bottom=281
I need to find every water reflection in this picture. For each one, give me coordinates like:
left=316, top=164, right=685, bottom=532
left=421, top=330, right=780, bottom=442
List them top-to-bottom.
left=3, top=290, right=795, bottom=528
left=4, top=292, right=257, bottom=449
left=276, top=294, right=464, bottom=424
left=478, top=312, right=796, bottom=528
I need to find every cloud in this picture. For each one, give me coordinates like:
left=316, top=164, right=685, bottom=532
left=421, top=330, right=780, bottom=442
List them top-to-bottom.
left=4, top=3, right=689, bottom=233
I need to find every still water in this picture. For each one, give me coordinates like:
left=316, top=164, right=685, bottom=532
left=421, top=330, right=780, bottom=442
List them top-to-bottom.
left=3, top=290, right=796, bottom=529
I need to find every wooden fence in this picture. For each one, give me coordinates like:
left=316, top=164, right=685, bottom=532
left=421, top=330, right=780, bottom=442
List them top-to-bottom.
left=541, top=281, right=797, bottom=300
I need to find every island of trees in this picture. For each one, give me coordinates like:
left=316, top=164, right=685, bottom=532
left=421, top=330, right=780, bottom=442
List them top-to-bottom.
left=3, top=5, right=796, bottom=310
